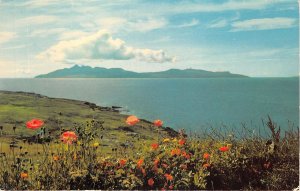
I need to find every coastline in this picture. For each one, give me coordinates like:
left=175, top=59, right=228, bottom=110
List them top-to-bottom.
left=0, top=90, right=178, bottom=143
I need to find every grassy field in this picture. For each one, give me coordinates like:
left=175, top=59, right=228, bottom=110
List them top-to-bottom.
left=0, top=90, right=298, bottom=190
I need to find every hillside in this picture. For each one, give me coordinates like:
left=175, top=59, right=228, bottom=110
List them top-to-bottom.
left=35, top=65, right=248, bottom=78
left=0, top=90, right=177, bottom=148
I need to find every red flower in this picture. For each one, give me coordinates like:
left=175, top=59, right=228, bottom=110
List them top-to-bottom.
left=126, top=115, right=139, bottom=126
left=26, top=119, right=44, bottom=130
left=153, top=119, right=163, bottom=127
left=60, top=131, right=78, bottom=144
left=178, top=139, right=186, bottom=146
left=151, top=143, right=159, bottom=150
left=219, top=146, right=229, bottom=152
left=181, top=151, right=190, bottom=159
left=203, top=153, right=210, bottom=159
left=137, top=158, right=144, bottom=168
left=119, top=159, right=127, bottom=167
left=164, top=173, right=173, bottom=181
left=148, top=178, right=154, bottom=187
left=169, top=185, right=174, bottom=190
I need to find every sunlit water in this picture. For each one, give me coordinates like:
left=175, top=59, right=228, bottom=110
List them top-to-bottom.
left=0, top=78, right=298, bottom=134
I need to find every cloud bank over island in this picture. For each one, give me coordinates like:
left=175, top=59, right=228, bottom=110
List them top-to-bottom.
left=37, top=30, right=175, bottom=64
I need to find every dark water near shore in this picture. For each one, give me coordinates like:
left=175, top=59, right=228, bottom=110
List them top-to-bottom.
left=0, top=78, right=298, bottom=134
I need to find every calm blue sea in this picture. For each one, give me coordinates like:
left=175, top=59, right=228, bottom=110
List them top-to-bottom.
left=0, top=78, right=298, bottom=134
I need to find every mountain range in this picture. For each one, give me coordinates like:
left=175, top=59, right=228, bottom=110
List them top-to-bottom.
left=35, top=65, right=248, bottom=78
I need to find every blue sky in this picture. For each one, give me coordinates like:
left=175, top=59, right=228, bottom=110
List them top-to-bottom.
left=0, top=0, right=298, bottom=77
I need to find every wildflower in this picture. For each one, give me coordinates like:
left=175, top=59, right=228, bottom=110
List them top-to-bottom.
left=126, top=115, right=139, bottom=126
left=26, top=119, right=44, bottom=130
left=153, top=119, right=163, bottom=127
left=60, top=131, right=78, bottom=144
left=163, top=138, right=170, bottom=143
left=172, top=138, right=178, bottom=142
left=178, top=139, right=186, bottom=146
left=93, top=142, right=99, bottom=148
left=151, top=143, right=159, bottom=150
left=219, top=146, right=230, bottom=152
left=171, top=148, right=181, bottom=156
left=181, top=151, right=190, bottom=159
left=203, top=153, right=210, bottom=159
left=53, top=155, right=59, bottom=161
left=137, top=158, right=144, bottom=168
left=154, top=158, right=160, bottom=166
left=119, top=159, right=127, bottom=167
left=263, top=161, right=271, bottom=169
left=162, top=163, right=168, bottom=168
left=203, top=163, right=210, bottom=168
left=180, top=164, right=188, bottom=170
left=141, top=168, right=146, bottom=176
left=20, top=172, right=28, bottom=179
left=164, top=173, right=173, bottom=181
left=148, top=178, right=154, bottom=187
left=169, top=185, right=174, bottom=189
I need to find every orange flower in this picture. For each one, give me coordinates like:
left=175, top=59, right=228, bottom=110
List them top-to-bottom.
left=126, top=115, right=139, bottom=126
left=26, top=119, right=44, bottom=130
left=153, top=119, right=163, bottom=127
left=60, top=131, right=78, bottom=144
left=178, top=139, right=186, bottom=146
left=151, top=143, right=159, bottom=150
left=219, top=146, right=229, bottom=152
left=171, top=148, right=181, bottom=156
left=181, top=151, right=190, bottom=159
left=203, top=153, right=210, bottom=159
left=53, top=155, right=59, bottom=161
left=137, top=158, right=144, bottom=168
left=154, top=158, right=160, bottom=166
left=119, top=159, right=127, bottom=167
left=203, top=163, right=211, bottom=168
left=141, top=168, right=146, bottom=176
left=20, top=172, right=28, bottom=179
left=164, top=173, right=173, bottom=181
left=148, top=178, right=154, bottom=187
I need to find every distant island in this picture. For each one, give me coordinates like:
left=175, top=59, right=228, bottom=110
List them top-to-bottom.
left=35, top=65, right=248, bottom=78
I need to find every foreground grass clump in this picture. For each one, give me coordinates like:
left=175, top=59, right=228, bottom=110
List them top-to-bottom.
left=0, top=116, right=298, bottom=190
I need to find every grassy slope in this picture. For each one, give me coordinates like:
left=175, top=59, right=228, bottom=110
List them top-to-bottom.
left=0, top=90, right=176, bottom=150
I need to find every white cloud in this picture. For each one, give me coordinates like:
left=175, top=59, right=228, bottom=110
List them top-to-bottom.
left=19, top=0, right=62, bottom=8
left=138, top=0, right=295, bottom=16
left=16, top=15, right=59, bottom=26
left=96, top=17, right=167, bottom=33
left=231, top=17, right=297, bottom=31
left=127, top=18, right=167, bottom=32
left=176, top=19, right=199, bottom=28
left=209, top=19, right=228, bottom=28
left=30, top=28, right=66, bottom=38
left=37, top=30, right=175, bottom=63
left=58, top=30, right=90, bottom=40
left=0, top=32, right=17, bottom=44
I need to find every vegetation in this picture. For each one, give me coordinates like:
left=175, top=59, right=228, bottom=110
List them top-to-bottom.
left=0, top=91, right=298, bottom=190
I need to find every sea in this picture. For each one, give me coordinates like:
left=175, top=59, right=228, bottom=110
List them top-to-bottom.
left=0, top=78, right=298, bottom=135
